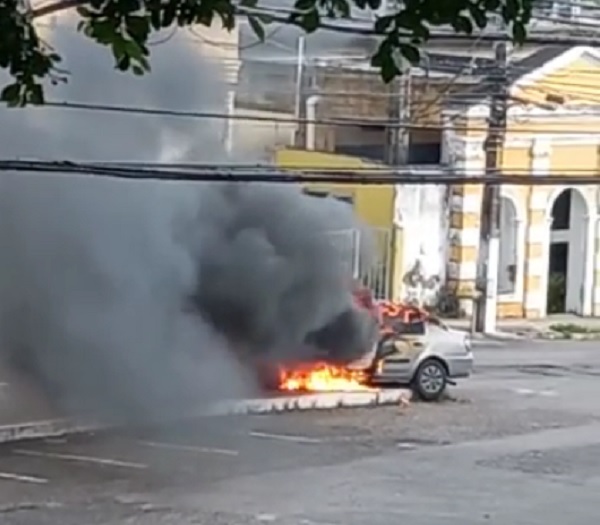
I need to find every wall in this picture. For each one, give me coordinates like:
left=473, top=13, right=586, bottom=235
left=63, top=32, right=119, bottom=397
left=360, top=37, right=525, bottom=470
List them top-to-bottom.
left=315, top=68, right=475, bottom=159
left=231, top=108, right=296, bottom=161
left=273, top=149, right=401, bottom=299
left=274, top=149, right=395, bottom=228
left=394, top=184, right=449, bottom=304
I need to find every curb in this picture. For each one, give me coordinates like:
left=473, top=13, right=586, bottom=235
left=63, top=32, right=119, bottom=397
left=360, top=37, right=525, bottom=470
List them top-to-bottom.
left=538, top=331, right=600, bottom=341
left=471, top=332, right=528, bottom=342
left=0, top=389, right=412, bottom=444
left=206, top=389, right=412, bottom=415
left=0, top=418, right=100, bottom=445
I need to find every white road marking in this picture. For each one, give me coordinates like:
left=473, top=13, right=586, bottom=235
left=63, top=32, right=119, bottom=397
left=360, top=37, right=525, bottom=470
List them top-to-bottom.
left=513, top=388, right=559, bottom=397
left=514, top=388, right=536, bottom=396
left=539, top=389, right=559, bottom=397
left=249, top=431, right=322, bottom=444
left=138, top=441, right=239, bottom=457
left=396, top=442, right=417, bottom=450
left=12, top=449, right=147, bottom=469
left=0, top=471, right=48, bottom=484
left=256, top=513, right=278, bottom=522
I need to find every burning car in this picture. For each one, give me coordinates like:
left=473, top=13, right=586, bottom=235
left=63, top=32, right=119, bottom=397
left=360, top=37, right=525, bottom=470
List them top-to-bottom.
left=268, top=289, right=473, bottom=401
left=364, top=302, right=474, bottom=401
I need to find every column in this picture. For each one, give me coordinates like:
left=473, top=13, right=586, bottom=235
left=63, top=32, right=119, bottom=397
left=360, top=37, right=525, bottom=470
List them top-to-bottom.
left=446, top=136, right=485, bottom=316
left=525, top=137, right=552, bottom=318
left=583, top=211, right=596, bottom=316
left=593, top=213, right=600, bottom=316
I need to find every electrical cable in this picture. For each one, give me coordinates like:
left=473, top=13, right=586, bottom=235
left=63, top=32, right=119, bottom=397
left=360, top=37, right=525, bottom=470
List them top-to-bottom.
left=37, top=100, right=600, bottom=134
left=1, top=159, right=599, bottom=185
left=92, top=161, right=600, bottom=175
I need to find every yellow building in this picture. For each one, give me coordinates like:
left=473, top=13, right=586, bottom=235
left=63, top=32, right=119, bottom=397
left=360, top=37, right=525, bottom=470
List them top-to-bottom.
left=445, top=46, right=600, bottom=319
left=274, top=148, right=405, bottom=300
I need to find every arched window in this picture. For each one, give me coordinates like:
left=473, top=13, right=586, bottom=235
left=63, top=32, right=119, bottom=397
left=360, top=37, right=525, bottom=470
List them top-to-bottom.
left=498, top=197, right=518, bottom=294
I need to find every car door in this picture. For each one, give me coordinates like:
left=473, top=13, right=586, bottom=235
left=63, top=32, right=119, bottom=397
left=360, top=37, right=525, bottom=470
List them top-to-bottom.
left=377, top=319, right=427, bottom=382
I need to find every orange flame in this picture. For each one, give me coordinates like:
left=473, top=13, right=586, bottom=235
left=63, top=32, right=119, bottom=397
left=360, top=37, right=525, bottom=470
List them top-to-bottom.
left=278, top=362, right=372, bottom=392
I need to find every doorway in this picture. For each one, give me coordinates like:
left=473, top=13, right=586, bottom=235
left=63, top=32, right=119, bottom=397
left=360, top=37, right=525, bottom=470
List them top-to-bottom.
left=546, top=189, right=587, bottom=314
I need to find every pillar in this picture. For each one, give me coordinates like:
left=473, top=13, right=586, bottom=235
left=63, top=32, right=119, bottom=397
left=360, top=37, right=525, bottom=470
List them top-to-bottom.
left=446, top=137, right=485, bottom=316
left=524, top=137, right=552, bottom=318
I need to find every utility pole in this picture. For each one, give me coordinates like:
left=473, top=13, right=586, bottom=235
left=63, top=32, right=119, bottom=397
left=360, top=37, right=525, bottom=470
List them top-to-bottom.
left=294, top=36, right=307, bottom=148
left=294, top=37, right=306, bottom=124
left=474, top=42, right=509, bottom=334
left=386, top=70, right=410, bottom=165
left=398, top=71, right=411, bottom=165
left=386, top=77, right=401, bottom=165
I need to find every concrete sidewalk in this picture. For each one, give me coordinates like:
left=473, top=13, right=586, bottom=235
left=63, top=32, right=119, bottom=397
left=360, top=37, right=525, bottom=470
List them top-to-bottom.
left=444, top=314, right=600, bottom=340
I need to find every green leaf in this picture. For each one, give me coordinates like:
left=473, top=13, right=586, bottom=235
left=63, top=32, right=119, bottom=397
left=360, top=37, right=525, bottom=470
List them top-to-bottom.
left=294, top=0, right=316, bottom=12
left=366, top=0, right=382, bottom=9
left=484, top=0, right=501, bottom=10
left=162, top=4, right=177, bottom=27
left=468, top=5, right=488, bottom=29
left=76, top=6, right=93, bottom=17
left=149, top=9, right=162, bottom=30
left=300, top=9, right=320, bottom=32
left=395, top=10, right=416, bottom=29
left=256, top=13, right=274, bottom=24
left=247, top=15, right=265, bottom=40
left=374, top=15, right=394, bottom=33
left=452, top=15, right=473, bottom=34
left=126, top=16, right=150, bottom=41
left=91, top=19, right=118, bottom=44
left=512, top=21, right=527, bottom=44
left=412, top=22, right=430, bottom=39
left=123, top=39, right=143, bottom=60
left=371, top=40, right=401, bottom=83
left=399, top=43, right=419, bottom=64
left=132, top=64, right=145, bottom=75
left=0, top=83, right=21, bottom=107
left=27, top=83, right=44, bottom=105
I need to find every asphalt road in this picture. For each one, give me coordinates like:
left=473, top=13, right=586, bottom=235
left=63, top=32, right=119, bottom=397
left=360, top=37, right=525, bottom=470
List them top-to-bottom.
left=2, top=339, right=600, bottom=525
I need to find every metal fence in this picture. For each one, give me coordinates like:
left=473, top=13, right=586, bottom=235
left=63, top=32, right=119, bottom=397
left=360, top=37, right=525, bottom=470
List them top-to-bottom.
left=325, top=227, right=393, bottom=300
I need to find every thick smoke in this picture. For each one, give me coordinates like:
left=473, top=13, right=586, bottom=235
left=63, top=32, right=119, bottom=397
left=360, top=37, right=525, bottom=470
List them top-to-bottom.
left=0, top=22, right=375, bottom=422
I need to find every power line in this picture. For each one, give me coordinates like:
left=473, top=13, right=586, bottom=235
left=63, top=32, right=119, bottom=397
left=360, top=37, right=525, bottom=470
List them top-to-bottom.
left=37, top=100, right=600, bottom=135
left=1, top=159, right=599, bottom=185
left=93, top=161, right=600, bottom=175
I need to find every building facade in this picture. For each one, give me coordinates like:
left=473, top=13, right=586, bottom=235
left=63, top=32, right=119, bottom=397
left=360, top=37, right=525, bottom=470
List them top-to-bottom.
left=445, top=46, right=600, bottom=318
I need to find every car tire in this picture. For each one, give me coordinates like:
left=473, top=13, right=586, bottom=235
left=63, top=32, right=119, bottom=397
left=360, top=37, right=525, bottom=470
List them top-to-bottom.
left=412, top=358, right=448, bottom=402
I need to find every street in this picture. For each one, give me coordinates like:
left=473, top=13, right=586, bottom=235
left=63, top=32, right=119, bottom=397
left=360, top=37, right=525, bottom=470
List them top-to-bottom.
left=1, top=339, right=600, bottom=525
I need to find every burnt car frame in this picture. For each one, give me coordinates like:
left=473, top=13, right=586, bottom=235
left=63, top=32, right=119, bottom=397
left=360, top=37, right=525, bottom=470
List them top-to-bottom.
left=368, top=315, right=473, bottom=401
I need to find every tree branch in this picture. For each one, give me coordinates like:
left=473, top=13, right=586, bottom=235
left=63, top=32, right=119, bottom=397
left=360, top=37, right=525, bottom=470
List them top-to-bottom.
left=31, top=0, right=84, bottom=19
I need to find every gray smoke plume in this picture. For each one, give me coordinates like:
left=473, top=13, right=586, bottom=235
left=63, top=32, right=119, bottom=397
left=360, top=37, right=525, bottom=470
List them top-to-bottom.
left=0, top=22, right=375, bottom=422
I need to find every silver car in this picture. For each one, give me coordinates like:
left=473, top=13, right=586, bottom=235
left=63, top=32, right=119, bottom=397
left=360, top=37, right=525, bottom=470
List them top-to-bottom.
left=350, top=317, right=474, bottom=401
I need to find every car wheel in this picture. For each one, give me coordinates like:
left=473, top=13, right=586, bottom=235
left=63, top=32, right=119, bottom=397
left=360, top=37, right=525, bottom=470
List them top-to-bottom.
left=412, top=358, right=447, bottom=402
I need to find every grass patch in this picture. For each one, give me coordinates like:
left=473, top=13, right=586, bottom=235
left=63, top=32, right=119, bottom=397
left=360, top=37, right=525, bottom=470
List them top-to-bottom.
left=549, top=323, right=600, bottom=335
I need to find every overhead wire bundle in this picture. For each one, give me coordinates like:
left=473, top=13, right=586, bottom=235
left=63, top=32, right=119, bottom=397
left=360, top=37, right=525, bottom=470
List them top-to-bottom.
left=2, top=159, right=600, bottom=186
